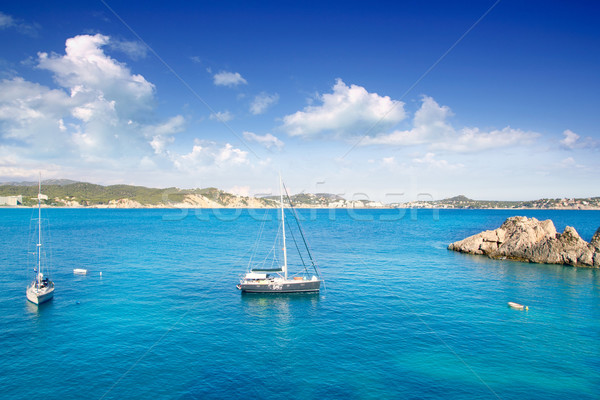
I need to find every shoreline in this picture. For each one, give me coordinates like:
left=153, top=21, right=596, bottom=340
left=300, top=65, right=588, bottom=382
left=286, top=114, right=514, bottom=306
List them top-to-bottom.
left=2, top=205, right=600, bottom=210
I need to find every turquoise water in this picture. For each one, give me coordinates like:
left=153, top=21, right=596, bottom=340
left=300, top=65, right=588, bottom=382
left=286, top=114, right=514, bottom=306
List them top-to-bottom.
left=0, top=208, right=599, bottom=399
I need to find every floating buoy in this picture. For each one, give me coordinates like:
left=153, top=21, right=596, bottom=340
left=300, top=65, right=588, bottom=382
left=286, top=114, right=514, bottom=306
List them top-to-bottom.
left=99, top=271, right=102, bottom=277
left=508, top=302, right=528, bottom=310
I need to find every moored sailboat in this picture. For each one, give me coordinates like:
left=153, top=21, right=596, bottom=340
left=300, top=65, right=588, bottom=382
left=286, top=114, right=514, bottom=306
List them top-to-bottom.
left=237, top=176, right=322, bottom=293
left=26, top=177, right=54, bottom=305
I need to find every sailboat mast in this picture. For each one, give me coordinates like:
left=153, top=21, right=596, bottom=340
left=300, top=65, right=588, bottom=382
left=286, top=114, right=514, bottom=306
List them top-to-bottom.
left=37, top=174, right=41, bottom=288
left=280, top=175, right=288, bottom=280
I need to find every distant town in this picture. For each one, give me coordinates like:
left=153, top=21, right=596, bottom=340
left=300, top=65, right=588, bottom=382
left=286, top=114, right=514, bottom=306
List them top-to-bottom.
left=0, top=180, right=598, bottom=209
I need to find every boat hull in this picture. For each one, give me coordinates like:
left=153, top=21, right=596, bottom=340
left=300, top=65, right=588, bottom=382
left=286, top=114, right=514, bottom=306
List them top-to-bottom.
left=238, top=279, right=321, bottom=293
left=26, top=284, right=54, bottom=305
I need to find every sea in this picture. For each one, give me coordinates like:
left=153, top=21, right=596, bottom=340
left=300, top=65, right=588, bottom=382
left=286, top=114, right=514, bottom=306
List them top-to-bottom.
left=0, top=208, right=598, bottom=400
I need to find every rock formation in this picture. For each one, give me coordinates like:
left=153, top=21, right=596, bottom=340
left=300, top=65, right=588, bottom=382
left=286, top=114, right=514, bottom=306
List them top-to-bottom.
left=448, top=216, right=600, bottom=268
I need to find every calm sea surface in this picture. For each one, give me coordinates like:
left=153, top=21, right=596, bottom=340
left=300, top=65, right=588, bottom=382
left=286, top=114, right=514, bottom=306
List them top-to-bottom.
left=0, top=208, right=599, bottom=399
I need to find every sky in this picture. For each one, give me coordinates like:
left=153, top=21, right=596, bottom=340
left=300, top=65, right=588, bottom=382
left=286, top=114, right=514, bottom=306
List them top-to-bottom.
left=0, top=0, right=599, bottom=201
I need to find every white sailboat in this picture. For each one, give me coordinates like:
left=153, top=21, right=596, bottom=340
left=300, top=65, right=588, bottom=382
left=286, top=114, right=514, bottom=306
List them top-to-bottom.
left=237, top=176, right=322, bottom=293
left=26, top=177, right=54, bottom=305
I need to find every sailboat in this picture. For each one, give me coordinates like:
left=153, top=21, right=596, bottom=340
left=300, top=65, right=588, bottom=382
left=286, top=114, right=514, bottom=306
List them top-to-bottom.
left=237, top=176, right=322, bottom=293
left=26, top=177, right=54, bottom=305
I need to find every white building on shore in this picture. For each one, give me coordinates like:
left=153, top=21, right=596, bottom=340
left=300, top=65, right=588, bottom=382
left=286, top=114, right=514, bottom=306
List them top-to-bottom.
left=0, top=195, right=23, bottom=206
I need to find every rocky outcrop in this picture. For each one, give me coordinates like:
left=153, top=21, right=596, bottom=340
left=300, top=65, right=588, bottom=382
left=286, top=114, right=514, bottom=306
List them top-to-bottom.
left=175, top=194, right=277, bottom=208
left=180, top=194, right=224, bottom=208
left=107, top=199, right=143, bottom=208
left=448, top=216, right=600, bottom=268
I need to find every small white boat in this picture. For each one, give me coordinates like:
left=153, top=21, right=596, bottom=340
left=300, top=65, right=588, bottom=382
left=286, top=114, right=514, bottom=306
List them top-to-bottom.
left=26, top=176, right=55, bottom=305
left=73, top=269, right=88, bottom=275
left=508, top=302, right=528, bottom=310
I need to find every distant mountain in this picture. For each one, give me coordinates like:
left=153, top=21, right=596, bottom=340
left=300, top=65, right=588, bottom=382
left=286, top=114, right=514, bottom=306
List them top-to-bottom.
left=442, top=195, right=473, bottom=202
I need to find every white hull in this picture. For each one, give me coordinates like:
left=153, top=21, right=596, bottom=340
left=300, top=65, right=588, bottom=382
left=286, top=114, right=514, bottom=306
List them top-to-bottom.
left=73, top=269, right=87, bottom=275
left=26, top=283, right=54, bottom=305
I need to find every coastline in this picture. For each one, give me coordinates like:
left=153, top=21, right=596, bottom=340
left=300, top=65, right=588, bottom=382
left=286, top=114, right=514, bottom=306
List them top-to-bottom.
left=2, top=205, right=600, bottom=210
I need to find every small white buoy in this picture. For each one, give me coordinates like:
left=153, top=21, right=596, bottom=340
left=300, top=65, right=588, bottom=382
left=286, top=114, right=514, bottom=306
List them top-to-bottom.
left=99, top=271, right=102, bottom=277
left=508, top=302, right=528, bottom=311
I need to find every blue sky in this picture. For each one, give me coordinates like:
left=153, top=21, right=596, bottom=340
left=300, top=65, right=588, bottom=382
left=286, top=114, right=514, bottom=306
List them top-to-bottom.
left=0, top=0, right=599, bottom=201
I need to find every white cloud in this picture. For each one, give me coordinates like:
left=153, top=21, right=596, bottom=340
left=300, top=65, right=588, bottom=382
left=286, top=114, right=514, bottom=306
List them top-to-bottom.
left=0, top=11, right=39, bottom=36
left=0, top=12, right=14, bottom=28
left=0, top=34, right=274, bottom=187
left=29, top=34, right=157, bottom=160
left=37, top=34, right=154, bottom=113
left=0, top=35, right=186, bottom=170
left=109, top=39, right=148, bottom=60
left=213, top=71, right=247, bottom=87
left=0, top=77, right=73, bottom=154
left=281, top=79, right=406, bottom=137
left=250, top=92, right=279, bottom=115
left=363, top=96, right=539, bottom=152
left=363, top=96, right=452, bottom=146
left=209, top=110, right=234, bottom=122
left=146, top=115, right=185, bottom=154
left=151, top=115, right=185, bottom=136
left=435, top=126, right=538, bottom=152
left=559, top=129, right=598, bottom=151
left=560, top=130, right=580, bottom=149
left=243, top=131, right=284, bottom=150
left=149, top=135, right=173, bottom=155
left=173, top=141, right=248, bottom=171
left=216, top=143, right=248, bottom=164
left=412, top=152, right=464, bottom=170
left=0, top=153, right=62, bottom=180
left=381, top=156, right=396, bottom=168
left=558, top=157, right=585, bottom=169
left=560, top=157, right=575, bottom=167
left=228, top=185, right=251, bottom=196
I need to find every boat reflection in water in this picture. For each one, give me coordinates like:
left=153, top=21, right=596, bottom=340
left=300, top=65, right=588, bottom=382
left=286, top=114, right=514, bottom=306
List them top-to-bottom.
left=240, top=292, right=320, bottom=322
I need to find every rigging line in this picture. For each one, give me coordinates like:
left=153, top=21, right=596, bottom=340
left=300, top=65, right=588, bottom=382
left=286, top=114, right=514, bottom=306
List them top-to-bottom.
left=98, top=0, right=260, bottom=160
left=340, top=0, right=502, bottom=159
left=282, top=182, right=321, bottom=276
left=247, top=208, right=270, bottom=268
left=286, top=218, right=310, bottom=275
left=257, top=219, right=282, bottom=266
left=343, top=243, right=502, bottom=400
left=235, top=245, right=256, bottom=270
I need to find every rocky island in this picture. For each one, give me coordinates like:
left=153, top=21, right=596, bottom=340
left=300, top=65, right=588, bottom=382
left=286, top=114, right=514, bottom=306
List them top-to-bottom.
left=449, top=216, right=600, bottom=268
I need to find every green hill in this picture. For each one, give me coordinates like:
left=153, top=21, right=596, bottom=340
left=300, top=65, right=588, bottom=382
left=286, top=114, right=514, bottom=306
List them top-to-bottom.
left=0, top=181, right=193, bottom=206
